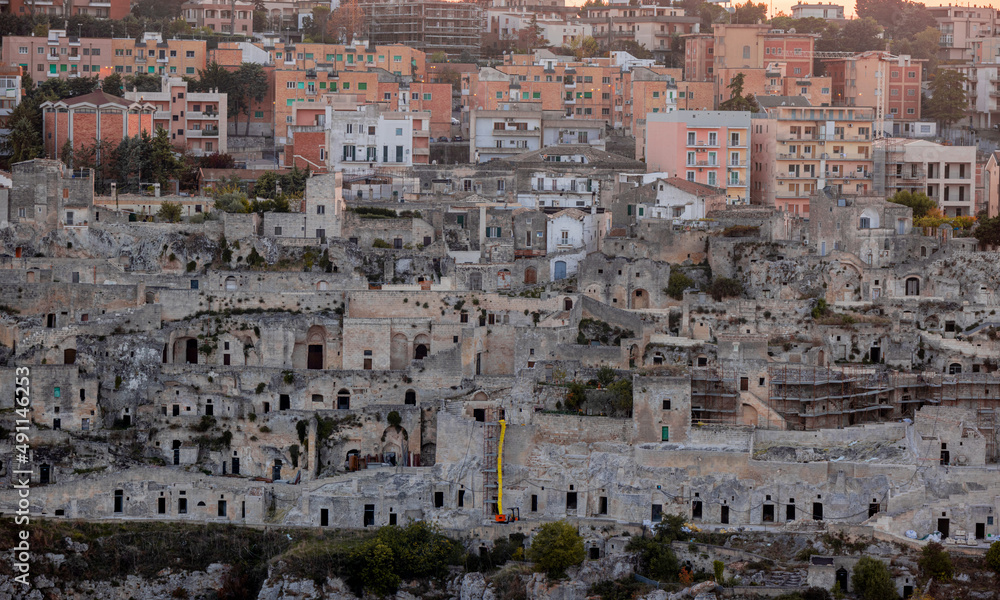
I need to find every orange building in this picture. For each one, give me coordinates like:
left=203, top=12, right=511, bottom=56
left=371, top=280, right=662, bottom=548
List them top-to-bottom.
left=111, top=35, right=207, bottom=79
left=824, top=52, right=924, bottom=124
left=41, top=91, right=154, bottom=160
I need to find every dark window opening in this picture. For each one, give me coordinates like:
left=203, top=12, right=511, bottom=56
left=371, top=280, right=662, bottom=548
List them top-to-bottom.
left=434, top=491, right=444, bottom=508
left=566, top=492, right=578, bottom=511
left=364, top=504, right=376, bottom=526
left=763, top=504, right=775, bottom=522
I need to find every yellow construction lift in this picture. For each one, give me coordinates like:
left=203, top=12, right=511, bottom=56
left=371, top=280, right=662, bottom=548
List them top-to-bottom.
left=494, top=419, right=520, bottom=523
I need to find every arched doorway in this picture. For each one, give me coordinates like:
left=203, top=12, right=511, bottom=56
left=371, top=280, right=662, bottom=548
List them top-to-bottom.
left=554, top=261, right=567, bottom=280
left=524, top=267, right=537, bottom=285
left=225, top=276, right=237, bottom=291
left=905, top=277, right=920, bottom=296
left=317, top=281, right=329, bottom=291
left=632, top=288, right=650, bottom=309
left=563, top=297, right=573, bottom=310
left=306, top=325, right=326, bottom=370
left=390, top=333, right=409, bottom=369
left=413, top=334, right=430, bottom=360
left=183, top=338, right=198, bottom=364
left=63, top=348, right=77, bottom=365
left=949, top=363, right=962, bottom=375
left=337, top=389, right=350, bottom=410
left=404, top=389, right=416, bottom=405
left=381, top=425, right=408, bottom=466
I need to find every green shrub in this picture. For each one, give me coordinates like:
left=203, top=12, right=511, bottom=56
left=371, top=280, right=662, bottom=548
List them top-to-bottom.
left=372, top=239, right=392, bottom=249
left=666, top=271, right=696, bottom=300
left=255, top=383, right=266, bottom=394
left=387, top=411, right=402, bottom=427
left=526, top=521, right=584, bottom=579
left=918, top=542, right=953, bottom=581
left=852, top=557, right=897, bottom=600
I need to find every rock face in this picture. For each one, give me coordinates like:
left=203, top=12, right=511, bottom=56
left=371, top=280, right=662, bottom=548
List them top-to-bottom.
left=0, top=564, right=230, bottom=600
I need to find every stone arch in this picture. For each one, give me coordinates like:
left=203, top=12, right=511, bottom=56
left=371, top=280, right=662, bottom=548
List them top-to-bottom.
left=859, top=207, right=880, bottom=229
left=524, top=267, right=537, bottom=285
left=497, top=269, right=512, bottom=290
left=26, top=271, right=35, bottom=283
left=225, top=276, right=237, bottom=291
left=905, top=276, right=920, bottom=296
left=317, top=281, right=329, bottom=291
left=632, top=288, right=650, bottom=309
left=145, top=290, right=156, bottom=304
left=923, top=314, right=940, bottom=330
left=306, top=325, right=326, bottom=370
left=390, top=333, right=409, bottom=369
left=413, top=334, right=430, bottom=360
left=174, top=337, right=199, bottom=364
left=948, top=362, right=962, bottom=375
left=337, top=388, right=351, bottom=409
left=472, top=391, right=489, bottom=402
left=741, top=403, right=759, bottom=427
left=381, top=425, right=408, bottom=465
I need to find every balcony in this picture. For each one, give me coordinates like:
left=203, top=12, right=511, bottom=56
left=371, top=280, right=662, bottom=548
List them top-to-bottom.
left=157, top=56, right=169, bottom=63
left=154, top=110, right=171, bottom=120
left=187, top=128, right=219, bottom=137
left=492, top=128, right=536, bottom=136
left=690, top=140, right=720, bottom=147
left=780, top=172, right=817, bottom=179
left=825, top=172, right=871, bottom=180
left=727, top=179, right=748, bottom=187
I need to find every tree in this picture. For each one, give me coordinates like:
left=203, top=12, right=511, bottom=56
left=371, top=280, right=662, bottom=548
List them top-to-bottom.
left=330, top=0, right=363, bottom=44
left=856, top=0, right=905, bottom=31
left=733, top=1, right=767, bottom=24
left=699, top=3, right=729, bottom=32
left=838, top=18, right=884, bottom=53
left=892, top=27, right=940, bottom=72
left=234, top=63, right=268, bottom=136
left=925, top=69, right=969, bottom=129
left=123, top=71, right=161, bottom=93
left=102, top=72, right=124, bottom=96
left=719, top=73, right=759, bottom=112
left=148, top=126, right=181, bottom=187
left=888, top=190, right=935, bottom=219
left=157, top=201, right=183, bottom=222
left=974, top=216, right=1000, bottom=248
left=666, top=271, right=695, bottom=300
left=707, top=277, right=744, bottom=301
left=527, top=521, right=585, bottom=578
left=986, top=540, right=1000, bottom=575
left=917, top=542, right=953, bottom=581
left=852, top=557, right=898, bottom=600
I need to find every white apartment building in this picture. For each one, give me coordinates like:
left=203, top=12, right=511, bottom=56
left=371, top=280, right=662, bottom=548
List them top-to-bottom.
left=325, top=104, right=422, bottom=171
left=883, top=139, right=977, bottom=217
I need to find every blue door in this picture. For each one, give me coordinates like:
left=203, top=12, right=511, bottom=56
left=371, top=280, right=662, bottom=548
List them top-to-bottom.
left=554, top=261, right=567, bottom=280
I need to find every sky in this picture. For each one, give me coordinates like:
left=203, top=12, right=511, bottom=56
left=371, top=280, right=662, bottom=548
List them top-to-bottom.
left=558, top=0, right=1000, bottom=20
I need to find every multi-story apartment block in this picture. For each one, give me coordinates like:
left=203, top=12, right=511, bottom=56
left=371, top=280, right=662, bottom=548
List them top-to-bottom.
left=2, top=0, right=129, bottom=18
left=181, top=0, right=254, bottom=35
left=358, top=0, right=483, bottom=58
left=790, top=2, right=845, bottom=20
left=581, top=4, right=699, bottom=62
left=928, top=4, right=1000, bottom=61
left=683, top=24, right=817, bottom=107
left=2, top=30, right=113, bottom=81
left=111, top=34, right=207, bottom=79
left=960, top=38, right=1000, bottom=129
left=256, top=42, right=426, bottom=78
left=824, top=52, right=924, bottom=128
left=0, top=66, right=22, bottom=153
left=272, top=69, right=449, bottom=145
left=123, top=76, right=227, bottom=156
left=41, top=91, right=154, bottom=160
left=753, top=101, right=874, bottom=218
left=284, top=103, right=428, bottom=172
left=471, top=104, right=547, bottom=163
left=642, top=111, right=751, bottom=205
left=879, top=139, right=977, bottom=217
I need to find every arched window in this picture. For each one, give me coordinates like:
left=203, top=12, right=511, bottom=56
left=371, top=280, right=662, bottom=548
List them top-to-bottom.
left=225, top=276, right=237, bottom=290
left=905, top=277, right=919, bottom=296
left=949, top=363, right=962, bottom=375
left=337, top=389, right=350, bottom=410
left=404, top=390, right=416, bottom=405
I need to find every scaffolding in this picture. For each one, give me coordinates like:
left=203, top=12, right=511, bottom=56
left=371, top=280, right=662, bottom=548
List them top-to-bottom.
left=361, top=0, right=483, bottom=58
left=767, top=365, right=895, bottom=431
left=690, top=367, right=740, bottom=426
left=481, top=406, right=503, bottom=518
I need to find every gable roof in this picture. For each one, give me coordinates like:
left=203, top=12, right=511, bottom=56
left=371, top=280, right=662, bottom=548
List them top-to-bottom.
left=656, top=177, right=725, bottom=197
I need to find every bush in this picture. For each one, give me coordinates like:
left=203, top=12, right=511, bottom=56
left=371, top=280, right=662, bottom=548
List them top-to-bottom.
left=157, top=201, right=183, bottom=223
left=721, top=225, right=759, bottom=237
left=372, top=239, right=392, bottom=249
left=666, top=271, right=696, bottom=301
left=706, top=277, right=744, bottom=302
left=596, top=366, right=617, bottom=387
left=255, top=383, right=266, bottom=394
left=387, top=411, right=401, bottom=427
left=526, top=521, right=585, bottom=579
left=346, top=522, right=463, bottom=596
left=987, top=540, right=1000, bottom=574
left=918, top=542, right=953, bottom=581
left=852, top=556, right=897, bottom=600
left=588, top=577, right=650, bottom=600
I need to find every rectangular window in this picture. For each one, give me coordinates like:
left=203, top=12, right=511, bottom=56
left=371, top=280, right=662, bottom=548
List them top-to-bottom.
left=358, top=82, right=367, bottom=90
left=661, top=426, right=669, bottom=441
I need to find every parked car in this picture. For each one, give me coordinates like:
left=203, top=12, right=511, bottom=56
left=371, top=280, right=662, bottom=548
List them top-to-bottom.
left=452, top=135, right=464, bottom=142
left=437, top=136, right=449, bottom=142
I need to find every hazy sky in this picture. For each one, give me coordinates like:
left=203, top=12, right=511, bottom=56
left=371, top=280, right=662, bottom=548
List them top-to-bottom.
left=560, top=0, right=1000, bottom=20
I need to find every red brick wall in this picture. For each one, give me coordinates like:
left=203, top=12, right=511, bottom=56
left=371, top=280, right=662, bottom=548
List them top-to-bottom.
left=409, top=82, right=453, bottom=138
left=101, top=112, right=124, bottom=146
left=287, top=131, right=328, bottom=172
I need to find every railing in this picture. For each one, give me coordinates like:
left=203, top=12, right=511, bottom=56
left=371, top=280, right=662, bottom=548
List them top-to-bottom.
left=70, top=168, right=92, bottom=179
